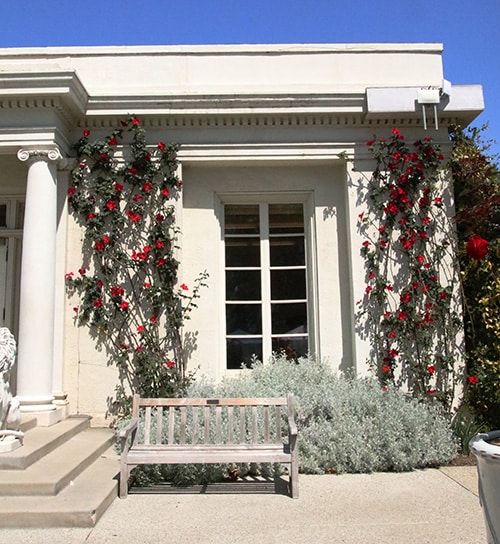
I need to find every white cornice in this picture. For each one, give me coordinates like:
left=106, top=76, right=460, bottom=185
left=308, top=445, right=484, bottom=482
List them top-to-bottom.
left=0, top=43, right=444, bottom=58
left=0, top=71, right=88, bottom=120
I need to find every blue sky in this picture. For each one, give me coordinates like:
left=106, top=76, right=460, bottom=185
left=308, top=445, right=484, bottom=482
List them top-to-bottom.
left=2, top=0, right=499, bottom=157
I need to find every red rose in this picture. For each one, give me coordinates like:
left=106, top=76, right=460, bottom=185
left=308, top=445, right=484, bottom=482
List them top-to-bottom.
left=132, top=117, right=140, bottom=125
left=83, top=129, right=90, bottom=137
left=109, top=137, right=117, bottom=145
left=158, top=141, right=166, bottom=151
left=142, top=182, right=153, bottom=192
left=114, top=183, right=123, bottom=192
left=68, top=187, right=76, bottom=195
left=161, top=188, right=170, bottom=197
left=106, top=200, right=117, bottom=210
left=466, top=235, right=488, bottom=261
left=180, top=283, right=189, bottom=291
left=111, top=286, right=124, bottom=297
left=93, top=298, right=103, bottom=308
left=119, top=301, right=129, bottom=310
left=164, top=360, right=176, bottom=369
left=382, top=364, right=391, bottom=373
left=427, top=365, right=436, bottom=374
left=468, top=375, right=479, bottom=385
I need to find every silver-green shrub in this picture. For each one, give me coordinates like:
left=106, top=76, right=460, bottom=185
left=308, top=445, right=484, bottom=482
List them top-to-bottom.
left=120, top=355, right=458, bottom=486
left=188, top=355, right=458, bottom=474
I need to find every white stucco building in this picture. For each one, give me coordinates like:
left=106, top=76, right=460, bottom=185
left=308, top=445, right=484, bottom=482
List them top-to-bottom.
left=0, top=44, right=484, bottom=424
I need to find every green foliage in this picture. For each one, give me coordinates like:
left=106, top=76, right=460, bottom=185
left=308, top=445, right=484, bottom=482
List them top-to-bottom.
left=65, top=118, right=208, bottom=416
left=451, top=125, right=500, bottom=428
left=357, top=129, right=462, bottom=408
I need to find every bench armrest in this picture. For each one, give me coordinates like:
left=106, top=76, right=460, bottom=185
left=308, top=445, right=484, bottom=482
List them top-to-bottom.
left=288, top=415, right=298, bottom=438
left=119, top=418, right=138, bottom=455
left=119, top=418, right=138, bottom=439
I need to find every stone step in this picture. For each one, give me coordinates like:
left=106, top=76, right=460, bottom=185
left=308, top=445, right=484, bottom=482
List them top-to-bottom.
left=0, top=415, right=91, bottom=470
left=20, top=415, right=38, bottom=433
left=0, top=427, right=116, bottom=495
left=0, top=445, right=119, bottom=528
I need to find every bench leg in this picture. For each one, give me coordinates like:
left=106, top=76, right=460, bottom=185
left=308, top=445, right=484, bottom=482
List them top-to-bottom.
left=290, top=460, right=299, bottom=499
left=119, top=464, right=129, bottom=498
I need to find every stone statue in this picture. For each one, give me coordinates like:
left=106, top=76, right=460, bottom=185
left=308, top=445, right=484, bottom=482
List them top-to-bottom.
left=0, top=327, right=24, bottom=452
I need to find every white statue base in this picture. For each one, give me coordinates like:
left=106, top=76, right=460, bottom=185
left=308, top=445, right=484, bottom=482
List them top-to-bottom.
left=0, top=434, right=23, bottom=453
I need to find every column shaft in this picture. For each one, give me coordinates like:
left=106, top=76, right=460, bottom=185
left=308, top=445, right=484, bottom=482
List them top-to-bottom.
left=16, top=150, right=60, bottom=412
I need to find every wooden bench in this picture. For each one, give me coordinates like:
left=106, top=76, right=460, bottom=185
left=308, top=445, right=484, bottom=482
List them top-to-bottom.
left=119, top=394, right=299, bottom=498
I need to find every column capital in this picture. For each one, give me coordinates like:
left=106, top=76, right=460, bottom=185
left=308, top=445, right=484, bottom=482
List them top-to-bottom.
left=17, top=147, right=67, bottom=168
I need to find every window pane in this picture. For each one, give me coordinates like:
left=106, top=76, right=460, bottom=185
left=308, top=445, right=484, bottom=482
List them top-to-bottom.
left=16, top=202, right=25, bottom=230
left=269, top=204, right=304, bottom=234
left=0, top=205, right=6, bottom=228
left=225, top=205, right=259, bottom=235
left=270, top=236, right=305, bottom=266
left=225, top=237, right=260, bottom=267
left=271, top=269, right=306, bottom=300
left=226, top=270, right=261, bottom=300
left=271, top=302, right=307, bottom=334
left=226, top=303, right=262, bottom=335
left=272, top=337, right=308, bottom=361
left=227, top=338, right=262, bottom=369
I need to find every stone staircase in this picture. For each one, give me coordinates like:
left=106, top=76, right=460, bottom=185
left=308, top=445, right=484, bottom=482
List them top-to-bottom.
left=0, top=415, right=119, bottom=527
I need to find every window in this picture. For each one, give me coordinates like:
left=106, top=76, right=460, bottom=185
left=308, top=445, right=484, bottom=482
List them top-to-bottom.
left=0, top=198, right=24, bottom=336
left=224, top=203, right=308, bottom=369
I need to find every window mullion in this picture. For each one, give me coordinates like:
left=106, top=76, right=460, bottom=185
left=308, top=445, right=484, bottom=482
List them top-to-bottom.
left=260, top=203, right=272, bottom=363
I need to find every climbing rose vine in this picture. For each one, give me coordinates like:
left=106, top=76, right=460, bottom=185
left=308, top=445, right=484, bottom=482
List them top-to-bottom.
left=65, top=117, right=207, bottom=416
left=357, top=129, right=462, bottom=409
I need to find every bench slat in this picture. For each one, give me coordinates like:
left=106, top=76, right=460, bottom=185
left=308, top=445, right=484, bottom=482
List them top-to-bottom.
left=204, top=405, right=210, bottom=444
left=263, top=405, right=270, bottom=443
left=275, top=405, right=281, bottom=444
left=144, top=406, right=151, bottom=445
left=156, top=406, right=163, bottom=444
left=192, top=406, right=199, bottom=445
left=215, top=406, right=222, bottom=443
left=227, top=406, right=234, bottom=444
left=239, top=406, right=245, bottom=443
left=251, top=406, right=258, bottom=443
left=168, top=407, right=175, bottom=444
left=180, top=407, right=187, bottom=445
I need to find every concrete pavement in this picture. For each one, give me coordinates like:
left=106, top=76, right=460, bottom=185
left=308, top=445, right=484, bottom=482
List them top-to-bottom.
left=0, top=466, right=487, bottom=544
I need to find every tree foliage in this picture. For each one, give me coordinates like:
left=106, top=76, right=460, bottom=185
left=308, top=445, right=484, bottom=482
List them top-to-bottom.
left=451, top=125, right=500, bottom=428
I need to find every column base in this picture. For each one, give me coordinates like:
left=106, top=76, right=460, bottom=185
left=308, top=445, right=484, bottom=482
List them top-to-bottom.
left=53, top=391, right=70, bottom=419
left=18, top=396, right=63, bottom=426
left=29, top=407, right=63, bottom=427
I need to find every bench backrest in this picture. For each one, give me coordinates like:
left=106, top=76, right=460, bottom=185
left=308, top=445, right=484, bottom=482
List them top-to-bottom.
left=131, top=395, right=294, bottom=447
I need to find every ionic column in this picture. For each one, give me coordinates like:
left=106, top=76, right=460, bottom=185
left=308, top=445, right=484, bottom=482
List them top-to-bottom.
left=16, top=148, right=64, bottom=419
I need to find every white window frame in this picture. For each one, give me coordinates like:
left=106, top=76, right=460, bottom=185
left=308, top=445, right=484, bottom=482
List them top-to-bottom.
left=217, top=191, right=318, bottom=370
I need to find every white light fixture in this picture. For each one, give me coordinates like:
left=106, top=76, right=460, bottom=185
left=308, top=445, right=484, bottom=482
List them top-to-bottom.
left=417, top=88, right=440, bottom=130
